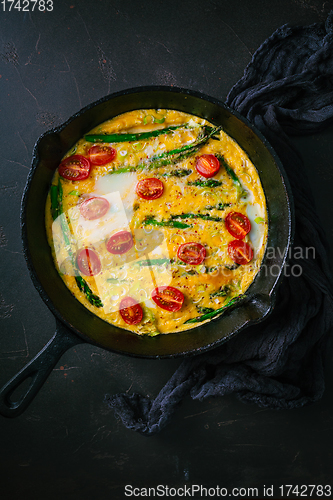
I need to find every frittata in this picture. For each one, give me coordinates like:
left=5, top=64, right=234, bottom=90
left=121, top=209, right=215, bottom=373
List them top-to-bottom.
left=45, top=109, right=268, bottom=335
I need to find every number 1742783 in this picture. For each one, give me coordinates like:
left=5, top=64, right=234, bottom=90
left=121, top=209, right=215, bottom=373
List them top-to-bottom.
left=1, top=0, right=53, bottom=11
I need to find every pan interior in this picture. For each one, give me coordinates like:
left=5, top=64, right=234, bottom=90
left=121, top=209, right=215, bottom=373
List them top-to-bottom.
left=22, top=87, right=293, bottom=357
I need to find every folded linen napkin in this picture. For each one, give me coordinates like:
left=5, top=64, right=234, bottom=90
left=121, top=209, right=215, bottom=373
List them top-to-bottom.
left=105, top=12, right=333, bottom=435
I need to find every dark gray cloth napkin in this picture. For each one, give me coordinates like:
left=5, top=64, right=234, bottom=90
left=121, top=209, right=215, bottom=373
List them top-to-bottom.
left=105, top=12, right=333, bottom=435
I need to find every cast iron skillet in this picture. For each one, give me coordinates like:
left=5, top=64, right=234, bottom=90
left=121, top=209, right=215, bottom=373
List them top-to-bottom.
left=0, top=86, right=294, bottom=418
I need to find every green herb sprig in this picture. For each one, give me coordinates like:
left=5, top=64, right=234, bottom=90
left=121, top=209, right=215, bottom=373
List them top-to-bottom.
left=205, top=202, right=232, bottom=211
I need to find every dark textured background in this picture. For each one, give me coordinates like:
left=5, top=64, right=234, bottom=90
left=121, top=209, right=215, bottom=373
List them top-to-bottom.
left=1, top=1, right=332, bottom=498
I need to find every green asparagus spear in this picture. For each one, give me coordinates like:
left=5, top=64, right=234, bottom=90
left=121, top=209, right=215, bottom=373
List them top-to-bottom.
left=84, top=125, right=185, bottom=143
left=109, top=126, right=222, bottom=174
left=152, top=126, right=221, bottom=161
left=145, top=149, right=194, bottom=170
left=216, top=154, right=247, bottom=198
left=108, top=155, right=193, bottom=175
left=217, top=155, right=239, bottom=183
left=162, top=168, right=192, bottom=178
left=51, top=178, right=103, bottom=308
left=188, top=179, right=222, bottom=188
left=50, top=184, right=60, bottom=221
left=170, top=213, right=223, bottom=222
left=143, top=217, right=191, bottom=229
left=75, top=276, right=103, bottom=308
left=185, top=294, right=245, bottom=324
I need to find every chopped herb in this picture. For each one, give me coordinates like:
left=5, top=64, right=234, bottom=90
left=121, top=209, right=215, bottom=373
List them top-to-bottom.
left=143, top=114, right=165, bottom=125
left=67, top=145, right=77, bottom=155
left=162, top=168, right=192, bottom=177
left=205, top=202, right=232, bottom=210
left=254, top=216, right=265, bottom=224
left=137, top=258, right=172, bottom=267
left=224, top=263, right=240, bottom=270
left=182, top=269, right=198, bottom=276
left=106, top=277, right=128, bottom=284
left=210, top=285, right=230, bottom=298
left=196, top=306, right=215, bottom=314
left=137, top=307, right=161, bottom=336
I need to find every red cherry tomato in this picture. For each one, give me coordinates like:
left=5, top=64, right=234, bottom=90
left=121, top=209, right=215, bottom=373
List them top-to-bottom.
left=88, top=145, right=117, bottom=165
left=195, top=154, right=220, bottom=178
left=58, top=155, right=91, bottom=181
left=136, top=178, right=164, bottom=200
left=79, top=197, right=110, bottom=220
left=225, top=212, right=251, bottom=239
left=106, top=230, right=134, bottom=255
left=228, top=240, right=254, bottom=265
left=177, top=242, right=206, bottom=265
left=76, top=248, right=101, bottom=276
left=151, top=286, right=184, bottom=312
left=119, top=296, right=143, bottom=325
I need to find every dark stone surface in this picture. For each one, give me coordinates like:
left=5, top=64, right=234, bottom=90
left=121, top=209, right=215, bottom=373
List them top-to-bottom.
left=0, top=1, right=332, bottom=498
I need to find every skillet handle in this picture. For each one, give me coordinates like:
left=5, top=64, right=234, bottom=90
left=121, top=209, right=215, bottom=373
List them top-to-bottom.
left=0, top=320, right=83, bottom=418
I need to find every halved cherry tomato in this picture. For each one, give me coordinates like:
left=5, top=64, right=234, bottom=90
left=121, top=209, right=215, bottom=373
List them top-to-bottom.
left=88, top=145, right=117, bottom=166
left=195, top=154, right=220, bottom=178
left=58, top=155, right=91, bottom=181
left=136, top=178, right=164, bottom=200
left=79, top=197, right=110, bottom=220
left=225, top=212, right=251, bottom=239
left=106, top=230, right=133, bottom=255
left=228, top=240, right=254, bottom=265
left=177, top=242, right=206, bottom=265
left=76, top=248, right=101, bottom=276
left=151, top=286, right=184, bottom=312
left=119, top=296, right=143, bottom=325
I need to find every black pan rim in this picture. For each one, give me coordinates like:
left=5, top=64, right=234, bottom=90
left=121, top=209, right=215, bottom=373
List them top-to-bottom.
left=21, top=85, right=294, bottom=359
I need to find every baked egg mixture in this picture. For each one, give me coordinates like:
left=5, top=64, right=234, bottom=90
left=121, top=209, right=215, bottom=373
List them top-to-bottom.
left=45, top=109, right=268, bottom=336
